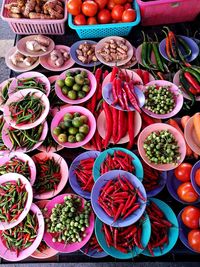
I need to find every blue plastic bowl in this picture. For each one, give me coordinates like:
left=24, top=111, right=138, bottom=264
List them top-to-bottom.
left=93, top=147, right=144, bottom=182
left=69, top=150, right=100, bottom=199
left=191, top=160, right=200, bottom=196
left=91, top=170, right=146, bottom=227
left=146, top=171, right=167, bottom=198
left=142, top=198, right=179, bottom=257
left=95, top=215, right=151, bottom=259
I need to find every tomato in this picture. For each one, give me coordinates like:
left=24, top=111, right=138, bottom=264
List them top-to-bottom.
left=67, top=0, right=82, bottom=16
left=94, top=0, right=108, bottom=9
left=107, top=0, right=116, bottom=10
left=114, top=0, right=127, bottom=5
left=82, top=1, right=98, bottom=17
left=124, top=3, right=131, bottom=9
left=111, top=5, right=124, bottom=21
left=122, top=8, right=136, bottom=22
left=97, top=9, right=112, bottom=24
left=74, top=14, right=87, bottom=25
left=87, top=17, right=97, bottom=24
left=174, top=163, right=193, bottom=182
left=195, top=169, right=200, bottom=187
left=177, top=182, right=199, bottom=203
left=181, top=206, right=200, bottom=229
left=188, top=230, right=200, bottom=252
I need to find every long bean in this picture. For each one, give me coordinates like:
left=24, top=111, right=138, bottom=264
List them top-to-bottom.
left=16, top=78, right=47, bottom=94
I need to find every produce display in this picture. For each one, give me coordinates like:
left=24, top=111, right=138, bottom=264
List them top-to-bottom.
left=76, top=42, right=97, bottom=64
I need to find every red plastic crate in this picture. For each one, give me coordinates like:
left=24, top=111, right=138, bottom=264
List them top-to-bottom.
left=136, top=0, right=200, bottom=26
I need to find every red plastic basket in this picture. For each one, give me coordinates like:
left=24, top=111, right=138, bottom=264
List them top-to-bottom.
left=1, top=0, right=67, bottom=35
left=136, top=0, right=200, bottom=26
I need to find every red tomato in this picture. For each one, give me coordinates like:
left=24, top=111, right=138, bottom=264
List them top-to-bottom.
left=67, top=0, right=82, bottom=16
left=94, top=0, right=108, bottom=9
left=107, top=0, right=116, bottom=10
left=114, top=0, right=127, bottom=5
left=82, top=1, right=98, bottom=17
left=124, top=3, right=131, bottom=9
left=111, top=5, right=124, bottom=21
left=122, top=8, right=136, bottom=22
left=97, top=9, right=112, bottom=24
left=74, top=14, right=87, bottom=25
left=87, top=17, right=97, bottom=24
left=174, top=163, right=193, bottom=182
left=195, top=169, right=200, bottom=187
left=177, top=182, right=199, bottom=203
left=181, top=206, right=200, bottom=229
left=188, top=230, right=200, bottom=252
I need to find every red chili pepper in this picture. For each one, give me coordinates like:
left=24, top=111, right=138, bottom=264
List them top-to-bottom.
left=110, top=66, right=118, bottom=82
left=135, top=69, right=143, bottom=79
left=142, top=70, right=150, bottom=84
left=157, top=72, right=165, bottom=80
left=184, top=72, right=200, bottom=92
left=112, top=78, right=118, bottom=105
left=115, top=78, right=125, bottom=109
left=123, top=83, right=140, bottom=113
left=189, top=87, right=197, bottom=95
left=122, top=88, right=130, bottom=110
left=103, top=101, right=113, bottom=149
left=111, top=107, right=118, bottom=144
left=115, top=110, right=125, bottom=144
left=127, top=111, right=135, bottom=149
left=141, top=111, right=154, bottom=126
left=122, top=175, right=135, bottom=191
left=137, top=189, right=146, bottom=202
left=122, top=203, right=140, bottom=220
left=103, top=223, right=112, bottom=247
left=114, top=228, right=118, bottom=248
left=152, top=235, right=168, bottom=248
left=148, top=243, right=154, bottom=256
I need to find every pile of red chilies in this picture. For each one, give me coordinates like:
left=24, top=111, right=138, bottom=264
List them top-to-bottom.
left=110, top=66, right=141, bottom=112
left=135, top=69, right=150, bottom=85
left=100, top=151, right=134, bottom=175
left=75, top=157, right=95, bottom=192
left=142, top=161, right=161, bottom=192
left=98, top=175, right=145, bottom=221
left=146, top=200, right=172, bottom=256
left=102, top=220, right=144, bottom=253
left=82, top=233, right=103, bottom=254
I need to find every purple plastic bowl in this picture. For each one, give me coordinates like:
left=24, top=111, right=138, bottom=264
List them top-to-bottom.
left=159, top=35, right=199, bottom=62
left=69, top=150, right=100, bottom=200
left=191, top=160, right=200, bottom=196
left=91, top=170, right=147, bottom=228
left=167, top=170, right=200, bottom=205
left=146, top=171, right=167, bottom=198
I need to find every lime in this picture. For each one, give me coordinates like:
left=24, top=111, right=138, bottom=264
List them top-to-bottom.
left=80, top=70, right=87, bottom=78
left=66, top=71, right=74, bottom=77
left=75, top=74, right=85, bottom=85
left=65, top=76, right=75, bottom=87
left=84, top=78, right=90, bottom=85
left=57, top=79, right=65, bottom=87
left=73, top=84, right=82, bottom=91
left=82, top=85, right=90, bottom=93
left=62, top=86, right=70, bottom=95
left=68, top=90, right=77, bottom=100
left=78, top=91, right=86, bottom=99
left=73, top=112, right=81, bottom=118
left=64, top=113, right=73, bottom=121
left=80, top=115, right=88, bottom=124
left=72, top=117, right=83, bottom=128
left=64, top=120, right=72, bottom=128
left=59, top=121, right=67, bottom=130
left=79, top=124, right=89, bottom=135
left=53, top=126, right=62, bottom=136
left=68, top=127, right=78, bottom=135
left=58, top=133, right=67, bottom=143
left=76, top=133, right=85, bottom=142
left=68, top=135, right=76, bottom=143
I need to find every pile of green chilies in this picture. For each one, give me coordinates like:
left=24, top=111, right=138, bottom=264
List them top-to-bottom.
left=16, top=77, right=47, bottom=94
left=1, top=80, right=11, bottom=105
left=9, top=92, right=44, bottom=125
left=0, top=117, right=7, bottom=151
left=8, top=124, right=44, bottom=151
left=0, top=156, right=30, bottom=181
left=33, top=156, right=61, bottom=194
left=0, top=179, right=28, bottom=223
left=1, top=211, right=38, bottom=256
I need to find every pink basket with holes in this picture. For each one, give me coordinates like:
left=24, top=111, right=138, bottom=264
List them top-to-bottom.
left=1, top=0, right=67, bottom=35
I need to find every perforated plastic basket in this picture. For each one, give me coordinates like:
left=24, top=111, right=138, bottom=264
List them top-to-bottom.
left=1, top=0, right=67, bottom=35
left=68, top=0, right=140, bottom=39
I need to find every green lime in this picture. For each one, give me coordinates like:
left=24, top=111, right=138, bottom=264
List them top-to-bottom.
left=80, top=70, right=87, bottom=78
left=66, top=71, right=74, bottom=77
left=75, top=74, right=85, bottom=85
left=65, top=76, right=75, bottom=87
left=84, top=78, right=90, bottom=85
left=57, top=79, right=65, bottom=87
left=73, top=84, right=82, bottom=91
left=82, top=85, right=90, bottom=93
left=62, top=86, right=70, bottom=95
left=68, top=90, right=77, bottom=100
left=78, top=91, right=86, bottom=99
left=73, top=112, right=81, bottom=118
left=64, top=113, right=73, bottom=121
left=80, top=115, right=88, bottom=124
left=72, top=117, right=83, bottom=128
left=64, top=120, right=72, bottom=128
left=59, top=121, right=67, bottom=130
left=79, top=124, right=89, bottom=135
left=53, top=126, right=61, bottom=136
left=68, top=127, right=78, bottom=135
left=58, top=133, right=67, bottom=143
left=76, top=133, right=85, bottom=142
left=68, top=135, right=76, bottom=143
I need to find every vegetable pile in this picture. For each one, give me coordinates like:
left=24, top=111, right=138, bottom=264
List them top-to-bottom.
left=76, top=42, right=97, bottom=64
left=50, top=48, right=70, bottom=67
left=10, top=51, right=38, bottom=67
left=14, top=77, right=47, bottom=94
left=142, top=161, right=162, bottom=193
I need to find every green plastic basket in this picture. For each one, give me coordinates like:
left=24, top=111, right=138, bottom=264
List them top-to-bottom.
left=68, top=0, right=141, bottom=39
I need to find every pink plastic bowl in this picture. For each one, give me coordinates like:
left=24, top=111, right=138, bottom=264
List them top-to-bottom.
left=55, top=68, right=97, bottom=104
left=0, top=78, right=15, bottom=111
left=142, top=80, right=184, bottom=119
left=4, top=88, right=50, bottom=130
left=51, top=106, right=96, bottom=148
left=137, top=123, right=186, bottom=171
left=32, top=152, right=69, bottom=199
left=0, top=173, right=33, bottom=230
left=43, top=193, right=95, bottom=253
left=0, top=203, right=44, bottom=262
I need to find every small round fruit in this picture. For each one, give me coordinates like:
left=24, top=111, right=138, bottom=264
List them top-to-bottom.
left=67, top=0, right=82, bottom=16
left=82, top=1, right=98, bottom=17
left=111, top=5, right=124, bottom=21
left=122, top=8, right=136, bottom=22
left=98, top=9, right=112, bottom=24
left=74, top=14, right=86, bottom=25
left=87, top=17, right=97, bottom=25
left=80, top=70, right=87, bottom=77
left=66, top=71, right=74, bottom=77
left=75, top=74, right=85, bottom=85
left=65, top=76, right=75, bottom=87
left=84, top=78, right=90, bottom=85
left=57, top=79, right=65, bottom=87
left=73, top=84, right=82, bottom=91
left=82, top=85, right=90, bottom=93
left=62, top=86, right=70, bottom=95
left=68, top=90, right=77, bottom=100
left=78, top=91, right=86, bottom=99
left=73, top=112, right=81, bottom=118
left=64, top=113, right=73, bottom=121
left=80, top=115, right=88, bottom=123
left=72, top=117, right=83, bottom=127
left=64, top=120, right=72, bottom=128
left=59, top=121, right=67, bottom=130
left=79, top=124, right=89, bottom=135
left=53, top=127, right=61, bottom=136
left=68, top=127, right=78, bottom=135
left=58, top=133, right=67, bottom=143
left=76, top=133, right=85, bottom=142
left=68, top=135, right=76, bottom=143
left=174, top=163, right=192, bottom=182
left=177, top=182, right=199, bottom=203
left=181, top=206, right=200, bottom=229
left=188, top=229, right=200, bottom=253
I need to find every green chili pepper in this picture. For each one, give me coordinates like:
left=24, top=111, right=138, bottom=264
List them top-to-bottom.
left=152, top=42, right=165, bottom=72
left=179, top=71, right=195, bottom=106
